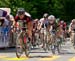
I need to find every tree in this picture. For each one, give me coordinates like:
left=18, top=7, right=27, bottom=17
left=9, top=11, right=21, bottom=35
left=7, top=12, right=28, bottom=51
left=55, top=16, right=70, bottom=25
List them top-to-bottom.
left=0, top=0, right=75, bottom=22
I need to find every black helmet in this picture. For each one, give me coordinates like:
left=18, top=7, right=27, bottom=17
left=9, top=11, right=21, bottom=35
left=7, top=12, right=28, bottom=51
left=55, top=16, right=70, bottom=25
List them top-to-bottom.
left=17, top=8, right=25, bottom=15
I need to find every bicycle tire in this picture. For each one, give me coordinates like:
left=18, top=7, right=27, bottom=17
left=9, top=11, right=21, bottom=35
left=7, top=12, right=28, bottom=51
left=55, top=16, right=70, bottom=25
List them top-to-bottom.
left=16, top=33, right=23, bottom=58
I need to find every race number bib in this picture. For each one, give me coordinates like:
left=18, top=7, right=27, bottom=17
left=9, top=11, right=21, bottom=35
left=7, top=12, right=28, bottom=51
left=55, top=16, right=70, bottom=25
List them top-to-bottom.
left=18, top=20, right=27, bottom=28
left=18, top=20, right=23, bottom=27
left=23, top=20, right=27, bottom=28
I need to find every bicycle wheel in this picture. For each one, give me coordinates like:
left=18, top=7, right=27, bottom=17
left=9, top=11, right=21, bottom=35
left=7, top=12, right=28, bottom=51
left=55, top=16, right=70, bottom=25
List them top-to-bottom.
left=35, top=32, right=41, bottom=47
left=46, top=32, right=51, bottom=51
left=73, top=33, right=75, bottom=49
left=16, top=34, right=23, bottom=58
left=43, top=34, right=47, bottom=51
left=50, top=35, right=56, bottom=54
left=23, top=36, right=31, bottom=57
left=56, top=38, right=61, bottom=54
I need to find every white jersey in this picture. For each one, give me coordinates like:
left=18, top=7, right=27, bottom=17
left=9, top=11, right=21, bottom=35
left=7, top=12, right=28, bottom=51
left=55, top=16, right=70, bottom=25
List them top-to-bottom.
left=39, top=18, right=45, bottom=26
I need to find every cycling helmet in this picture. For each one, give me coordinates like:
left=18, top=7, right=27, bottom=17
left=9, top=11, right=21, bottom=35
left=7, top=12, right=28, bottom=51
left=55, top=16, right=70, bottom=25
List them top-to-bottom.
left=17, top=8, right=25, bottom=15
left=43, top=13, right=48, bottom=18
left=48, top=15, right=55, bottom=20
left=34, top=19, right=38, bottom=22
left=72, top=19, right=75, bottom=23
left=60, top=20, right=64, bottom=23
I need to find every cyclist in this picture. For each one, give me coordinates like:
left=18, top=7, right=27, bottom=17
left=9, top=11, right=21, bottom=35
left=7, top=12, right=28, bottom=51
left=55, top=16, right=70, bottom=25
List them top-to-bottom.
left=15, top=8, right=33, bottom=42
left=39, top=13, right=49, bottom=48
left=6, top=15, right=15, bottom=45
left=48, top=15, right=57, bottom=33
left=48, top=15, right=61, bottom=54
left=32, top=19, right=39, bottom=46
left=32, top=19, right=39, bottom=33
left=69, top=19, right=75, bottom=44
left=69, top=19, right=75, bottom=32
left=58, top=20, right=67, bottom=31
left=58, top=20, right=67, bottom=39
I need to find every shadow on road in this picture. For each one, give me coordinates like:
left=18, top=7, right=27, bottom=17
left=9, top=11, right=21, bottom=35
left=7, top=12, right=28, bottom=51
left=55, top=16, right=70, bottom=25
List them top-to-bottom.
left=0, top=47, right=16, bottom=53
left=30, top=51, right=48, bottom=53
left=59, top=52, right=75, bottom=55
left=29, top=55, right=52, bottom=58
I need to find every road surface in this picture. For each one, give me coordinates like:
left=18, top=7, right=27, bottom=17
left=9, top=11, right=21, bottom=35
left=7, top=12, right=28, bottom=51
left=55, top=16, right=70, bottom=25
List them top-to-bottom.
left=0, top=39, right=75, bottom=61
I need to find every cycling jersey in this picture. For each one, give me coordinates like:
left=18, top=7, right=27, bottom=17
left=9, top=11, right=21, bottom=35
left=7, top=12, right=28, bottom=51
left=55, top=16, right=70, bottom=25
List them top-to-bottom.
left=15, top=14, right=33, bottom=40
left=15, top=15, right=31, bottom=30
left=15, top=15, right=31, bottom=23
left=40, top=18, right=49, bottom=28
left=33, top=21, right=38, bottom=30
left=49, top=22, right=57, bottom=30
left=58, top=22, right=66, bottom=30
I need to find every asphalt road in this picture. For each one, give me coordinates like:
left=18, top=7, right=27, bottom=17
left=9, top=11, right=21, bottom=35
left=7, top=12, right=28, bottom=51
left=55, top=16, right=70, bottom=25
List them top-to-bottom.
left=0, top=39, right=75, bottom=61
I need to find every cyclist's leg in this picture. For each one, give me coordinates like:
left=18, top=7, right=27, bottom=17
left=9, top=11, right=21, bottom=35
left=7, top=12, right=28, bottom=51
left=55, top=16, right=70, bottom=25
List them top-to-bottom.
left=71, top=32, right=74, bottom=43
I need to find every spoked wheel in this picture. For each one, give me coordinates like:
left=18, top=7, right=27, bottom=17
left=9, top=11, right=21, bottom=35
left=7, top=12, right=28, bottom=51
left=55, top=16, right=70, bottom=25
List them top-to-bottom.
left=35, top=32, right=41, bottom=47
left=42, top=32, right=46, bottom=51
left=32, top=33, right=36, bottom=47
left=46, top=34, right=51, bottom=51
left=16, top=36, right=23, bottom=58
left=23, top=36, right=31, bottom=57
left=56, top=38, right=61, bottom=54
left=51, top=41, right=61, bottom=54
left=43, top=43, right=47, bottom=51
left=51, top=43, right=56, bottom=54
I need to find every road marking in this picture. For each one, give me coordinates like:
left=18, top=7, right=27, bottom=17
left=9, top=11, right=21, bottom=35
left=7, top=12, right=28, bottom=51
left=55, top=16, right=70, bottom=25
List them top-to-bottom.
left=39, top=55, right=61, bottom=61
left=0, top=56, right=28, bottom=60
left=3, top=56, right=28, bottom=60
left=69, top=57, right=75, bottom=61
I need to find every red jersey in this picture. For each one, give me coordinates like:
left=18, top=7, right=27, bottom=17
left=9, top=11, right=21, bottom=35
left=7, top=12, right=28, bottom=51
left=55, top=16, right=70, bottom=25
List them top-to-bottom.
left=15, top=15, right=31, bottom=23
left=15, top=15, right=31, bottom=27
left=59, top=22, right=66, bottom=28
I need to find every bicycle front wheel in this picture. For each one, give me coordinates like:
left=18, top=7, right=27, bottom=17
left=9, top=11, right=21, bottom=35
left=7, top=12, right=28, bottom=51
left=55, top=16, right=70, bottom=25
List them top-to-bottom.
left=16, top=34, right=23, bottom=58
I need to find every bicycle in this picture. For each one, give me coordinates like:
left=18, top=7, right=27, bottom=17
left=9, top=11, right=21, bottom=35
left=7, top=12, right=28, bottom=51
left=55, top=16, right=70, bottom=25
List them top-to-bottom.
left=15, top=20, right=31, bottom=58
left=32, top=29, right=41, bottom=48
left=50, top=30, right=61, bottom=54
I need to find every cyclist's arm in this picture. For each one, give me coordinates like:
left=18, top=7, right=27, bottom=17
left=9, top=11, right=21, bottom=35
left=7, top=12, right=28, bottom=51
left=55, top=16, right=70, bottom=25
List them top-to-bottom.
left=27, top=17, right=33, bottom=31
left=11, top=18, right=15, bottom=28
left=69, top=23, right=72, bottom=32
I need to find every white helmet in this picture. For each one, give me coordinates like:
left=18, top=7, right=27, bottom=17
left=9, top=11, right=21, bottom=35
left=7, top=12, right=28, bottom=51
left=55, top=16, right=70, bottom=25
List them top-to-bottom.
left=43, top=13, right=48, bottom=18
left=48, top=15, right=55, bottom=20
left=34, top=19, right=38, bottom=22
left=72, top=19, right=75, bottom=23
left=60, top=20, right=64, bottom=23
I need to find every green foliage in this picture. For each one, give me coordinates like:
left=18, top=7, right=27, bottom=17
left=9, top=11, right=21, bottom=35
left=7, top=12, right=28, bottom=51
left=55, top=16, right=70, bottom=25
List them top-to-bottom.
left=0, top=0, right=75, bottom=22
